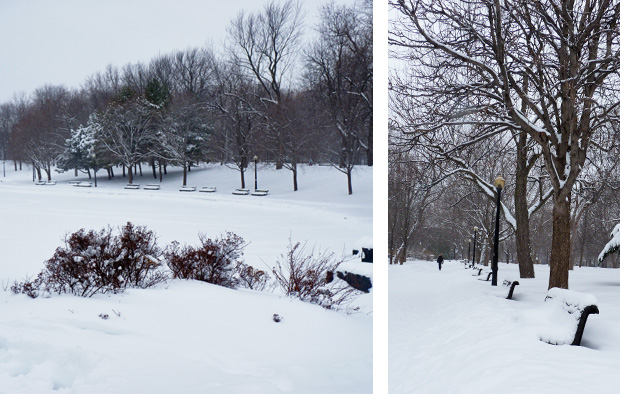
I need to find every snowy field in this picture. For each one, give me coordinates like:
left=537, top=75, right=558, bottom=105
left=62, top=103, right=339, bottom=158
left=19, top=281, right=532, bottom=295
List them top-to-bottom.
left=0, top=163, right=372, bottom=393
left=389, top=259, right=620, bottom=394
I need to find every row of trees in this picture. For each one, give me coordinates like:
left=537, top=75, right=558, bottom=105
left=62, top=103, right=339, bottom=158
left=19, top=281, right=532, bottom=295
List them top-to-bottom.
left=0, top=0, right=372, bottom=194
left=389, top=0, right=620, bottom=289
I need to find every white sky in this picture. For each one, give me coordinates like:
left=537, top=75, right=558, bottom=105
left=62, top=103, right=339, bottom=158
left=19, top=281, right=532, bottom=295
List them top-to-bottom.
left=0, top=0, right=354, bottom=103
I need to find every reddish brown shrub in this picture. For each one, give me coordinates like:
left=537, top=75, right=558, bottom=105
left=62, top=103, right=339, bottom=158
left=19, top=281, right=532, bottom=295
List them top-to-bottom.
left=12, top=223, right=165, bottom=298
left=165, top=232, right=246, bottom=288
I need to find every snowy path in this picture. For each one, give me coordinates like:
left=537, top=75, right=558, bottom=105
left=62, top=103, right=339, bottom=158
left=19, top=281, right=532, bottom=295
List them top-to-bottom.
left=389, top=260, right=620, bottom=394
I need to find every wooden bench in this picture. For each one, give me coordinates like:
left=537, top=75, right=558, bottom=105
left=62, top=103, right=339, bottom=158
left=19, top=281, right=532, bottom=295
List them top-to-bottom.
left=75, top=181, right=92, bottom=187
left=124, top=183, right=140, bottom=189
left=144, top=184, right=160, bottom=190
left=179, top=186, right=196, bottom=192
left=199, top=186, right=217, bottom=193
left=232, top=189, right=250, bottom=195
left=251, top=189, right=269, bottom=196
left=471, top=267, right=483, bottom=276
left=502, top=279, right=520, bottom=299
left=539, top=288, right=599, bottom=346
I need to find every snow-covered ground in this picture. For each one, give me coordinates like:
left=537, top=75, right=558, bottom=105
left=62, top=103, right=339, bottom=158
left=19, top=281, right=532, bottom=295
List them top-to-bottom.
left=0, top=163, right=372, bottom=393
left=389, top=259, right=620, bottom=394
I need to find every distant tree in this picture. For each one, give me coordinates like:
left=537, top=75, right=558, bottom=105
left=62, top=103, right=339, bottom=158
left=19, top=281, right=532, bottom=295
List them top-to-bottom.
left=98, top=90, right=157, bottom=184
left=158, top=94, right=211, bottom=186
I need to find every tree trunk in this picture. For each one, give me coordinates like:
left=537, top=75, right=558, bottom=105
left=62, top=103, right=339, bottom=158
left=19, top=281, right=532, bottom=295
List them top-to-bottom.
left=367, top=118, right=373, bottom=166
left=514, top=135, right=536, bottom=278
left=151, top=158, right=157, bottom=179
left=158, top=161, right=163, bottom=182
left=138, top=162, right=142, bottom=176
left=182, top=162, right=188, bottom=186
left=122, top=164, right=126, bottom=177
left=292, top=164, right=298, bottom=191
left=128, top=165, right=133, bottom=184
left=240, top=167, right=245, bottom=189
left=347, top=168, right=353, bottom=195
left=548, top=196, right=571, bottom=289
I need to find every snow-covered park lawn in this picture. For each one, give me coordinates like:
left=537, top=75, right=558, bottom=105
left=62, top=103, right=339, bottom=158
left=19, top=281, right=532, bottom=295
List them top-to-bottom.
left=0, top=163, right=373, bottom=393
left=389, top=260, right=620, bottom=394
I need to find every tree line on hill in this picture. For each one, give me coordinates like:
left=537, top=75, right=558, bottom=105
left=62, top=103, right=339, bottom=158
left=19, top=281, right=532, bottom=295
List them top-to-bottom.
left=0, top=0, right=372, bottom=194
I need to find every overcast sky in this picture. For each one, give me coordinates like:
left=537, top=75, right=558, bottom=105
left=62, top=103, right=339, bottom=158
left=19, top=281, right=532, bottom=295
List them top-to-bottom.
left=0, top=0, right=355, bottom=103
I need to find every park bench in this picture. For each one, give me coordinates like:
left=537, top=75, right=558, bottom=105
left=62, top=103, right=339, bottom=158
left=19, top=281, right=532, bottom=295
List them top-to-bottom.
left=35, top=180, right=47, bottom=185
left=69, top=180, right=80, bottom=186
left=46, top=181, right=56, bottom=185
left=75, top=181, right=92, bottom=187
left=124, top=183, right=140, bottom=189
left=143, top=184, right=160, bottom=190
left=179, top=186, right=196, bottom=192
left=199, top=186, right=217, bottom=193
left=232, top=189, right=250, bottom=195
left=251, top=189, right=269, bottom=196
left=471, top=267, right=483, bottom=276
left=478, top=271, right=493, bottom=281
left=502, top=279, right=520, bottom=300
left=538, top=287, right=599, bottom=346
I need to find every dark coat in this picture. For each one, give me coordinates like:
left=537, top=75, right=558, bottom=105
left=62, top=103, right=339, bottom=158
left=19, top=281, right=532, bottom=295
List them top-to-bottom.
left=437, top=255, right=444, bottom=264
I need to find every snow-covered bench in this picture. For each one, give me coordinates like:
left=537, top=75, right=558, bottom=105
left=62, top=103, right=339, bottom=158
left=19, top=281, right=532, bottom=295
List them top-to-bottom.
left=69, top=180, right=80, bottom=185
left=75, top=181, right=92, bottom=187
left=124, top=183, right=140, bottom=189
left=144, top=184, right=160, bottom=190
left=179, top=186, right=196, bottom=192
left=199, top=186, right=216, bottom=193
left=232, top=189, right=250, bottom=195
left=251, top=189, right=269, bottom=196
left=472, top=267, right=483, bottom=276
left=503, top=279, right=519, bottom=300
left=538, top=288, right=599, bottom=346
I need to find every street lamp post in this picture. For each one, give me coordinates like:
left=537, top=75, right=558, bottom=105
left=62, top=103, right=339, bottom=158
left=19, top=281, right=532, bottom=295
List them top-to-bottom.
left=253, top=155, right=258, bottom=190
left=491, top=175, right=505, bottom=286
left=472, top=227, right=478, bottom=268
left=467, top=238, right=472, bottom=268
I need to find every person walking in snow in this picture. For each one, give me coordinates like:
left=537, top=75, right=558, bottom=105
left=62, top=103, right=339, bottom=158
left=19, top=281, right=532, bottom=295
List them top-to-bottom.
left=437, top=254, right=444, bottom=271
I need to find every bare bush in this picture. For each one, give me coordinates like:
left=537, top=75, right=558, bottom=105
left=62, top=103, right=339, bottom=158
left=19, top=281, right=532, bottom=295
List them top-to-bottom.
left=165, top=232, right=246, bottom=288
left=271, top=240, right=359, bottom=310
left=235, top=262, right=270, bottom=291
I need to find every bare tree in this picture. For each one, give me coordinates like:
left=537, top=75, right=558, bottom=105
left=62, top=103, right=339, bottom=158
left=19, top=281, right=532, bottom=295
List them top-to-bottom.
left=228, top=0, right=305, bottom=190
left=307, top=1, right=372, bottom=194
left=98, top=91, right=157, bottom=184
